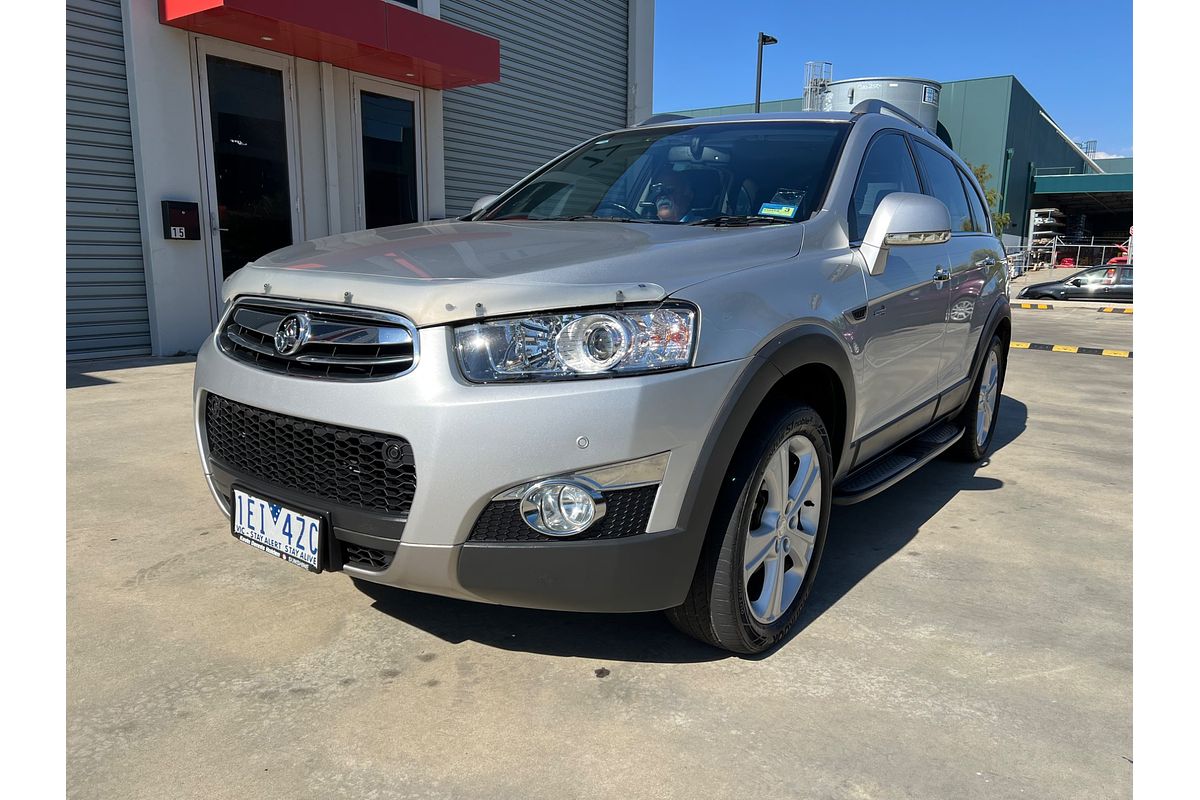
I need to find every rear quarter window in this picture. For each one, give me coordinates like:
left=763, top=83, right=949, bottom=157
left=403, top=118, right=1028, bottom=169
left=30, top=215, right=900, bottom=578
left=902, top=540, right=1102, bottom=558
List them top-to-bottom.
left=958, top=169, right=991, bottom=234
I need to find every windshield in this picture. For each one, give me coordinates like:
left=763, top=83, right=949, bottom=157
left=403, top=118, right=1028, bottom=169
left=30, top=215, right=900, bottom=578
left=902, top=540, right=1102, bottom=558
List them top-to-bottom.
left=481, top=121, right=850, bottom=225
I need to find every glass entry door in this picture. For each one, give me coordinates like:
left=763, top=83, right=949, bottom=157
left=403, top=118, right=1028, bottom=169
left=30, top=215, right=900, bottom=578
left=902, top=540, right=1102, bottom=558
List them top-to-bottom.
left=197, top=42, right=302, bottom=284
left=352, top=76, right=423, bottom=229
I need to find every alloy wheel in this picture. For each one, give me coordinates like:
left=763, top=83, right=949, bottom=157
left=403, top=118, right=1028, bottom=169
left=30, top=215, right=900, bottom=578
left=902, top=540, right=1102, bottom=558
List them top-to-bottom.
left=976, top=349, right=1001, bottom=447
left=742, top=435, right=822, bottom=625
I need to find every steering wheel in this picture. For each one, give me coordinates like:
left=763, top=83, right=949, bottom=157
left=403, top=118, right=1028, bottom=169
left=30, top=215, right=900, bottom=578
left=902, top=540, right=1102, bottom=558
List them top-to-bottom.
left=594, top=201, right=639, bottom=219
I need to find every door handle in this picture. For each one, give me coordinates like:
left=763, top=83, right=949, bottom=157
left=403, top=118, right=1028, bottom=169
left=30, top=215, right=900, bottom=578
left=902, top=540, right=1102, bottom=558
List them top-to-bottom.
left=976, top=255, right=997, bottom=267
left=933, top=265, right=951, bottom=283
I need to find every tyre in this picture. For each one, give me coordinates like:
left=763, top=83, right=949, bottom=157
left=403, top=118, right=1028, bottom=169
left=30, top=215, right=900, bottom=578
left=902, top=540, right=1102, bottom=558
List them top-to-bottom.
left=950, top=334, right=1006, bottom=462
left=666, top=404, right=832, bottom=654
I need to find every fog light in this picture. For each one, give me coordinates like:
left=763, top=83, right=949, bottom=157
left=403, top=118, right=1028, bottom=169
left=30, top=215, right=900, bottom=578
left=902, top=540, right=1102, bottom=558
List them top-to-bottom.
left=520, top=480, right=606, bottom=536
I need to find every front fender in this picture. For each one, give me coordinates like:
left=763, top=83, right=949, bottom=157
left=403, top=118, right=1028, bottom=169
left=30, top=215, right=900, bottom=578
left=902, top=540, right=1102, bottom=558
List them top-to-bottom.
left=671, top=324, right=857, bottom=569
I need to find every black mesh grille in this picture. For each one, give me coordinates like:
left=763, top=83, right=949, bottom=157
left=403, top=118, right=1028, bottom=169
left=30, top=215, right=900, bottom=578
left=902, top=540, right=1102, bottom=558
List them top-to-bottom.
left=204, top=394, right=416, bottom=517
left=467, top=485, right=659, bottom=543
left=341, top=543, right=394, bottom=571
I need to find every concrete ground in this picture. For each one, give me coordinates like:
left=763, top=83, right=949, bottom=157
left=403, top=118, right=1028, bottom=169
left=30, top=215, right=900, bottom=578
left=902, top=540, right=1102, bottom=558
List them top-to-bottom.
left=67, top=306, right=1132, bottom=800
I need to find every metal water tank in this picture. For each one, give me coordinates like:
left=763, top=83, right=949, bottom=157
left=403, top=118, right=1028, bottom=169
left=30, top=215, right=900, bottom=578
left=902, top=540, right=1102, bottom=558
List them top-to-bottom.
left=823, top=77, right=941, bottom=130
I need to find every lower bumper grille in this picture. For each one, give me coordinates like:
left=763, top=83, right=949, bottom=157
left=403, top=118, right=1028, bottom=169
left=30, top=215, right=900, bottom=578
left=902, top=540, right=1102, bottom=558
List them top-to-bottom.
left=204, top=394, right=416, bottom=517
left=467, top=485, right=659, bottom=543
left=340, top=542, right=394, bottom=571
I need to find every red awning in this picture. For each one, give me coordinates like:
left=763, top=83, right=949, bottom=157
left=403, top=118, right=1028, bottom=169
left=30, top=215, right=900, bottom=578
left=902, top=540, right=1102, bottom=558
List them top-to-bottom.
left=160, top=0, right=500, bottom=89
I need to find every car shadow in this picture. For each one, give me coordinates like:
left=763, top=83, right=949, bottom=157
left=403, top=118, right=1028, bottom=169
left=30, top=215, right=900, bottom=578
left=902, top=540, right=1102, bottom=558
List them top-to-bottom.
left=762, top=395, right=1028, bottom=656
left=357, top=396, right=1028, bottom=663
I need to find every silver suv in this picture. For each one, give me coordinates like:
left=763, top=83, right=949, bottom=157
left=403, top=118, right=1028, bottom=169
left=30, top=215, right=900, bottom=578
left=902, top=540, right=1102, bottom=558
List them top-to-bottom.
left=194, top=102, right=1010, bottom=654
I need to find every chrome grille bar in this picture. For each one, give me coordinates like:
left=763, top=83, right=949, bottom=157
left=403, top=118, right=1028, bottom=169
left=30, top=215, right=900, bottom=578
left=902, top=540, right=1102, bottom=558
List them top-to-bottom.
left=217, top=297, right=419, bottom=381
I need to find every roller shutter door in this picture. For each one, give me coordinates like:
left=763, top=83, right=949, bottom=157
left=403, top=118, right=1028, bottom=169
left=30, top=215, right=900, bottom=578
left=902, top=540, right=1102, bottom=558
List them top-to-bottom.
left=67, top=0, right=151, bottom=359
left=440, top=0, right=629, bottom=217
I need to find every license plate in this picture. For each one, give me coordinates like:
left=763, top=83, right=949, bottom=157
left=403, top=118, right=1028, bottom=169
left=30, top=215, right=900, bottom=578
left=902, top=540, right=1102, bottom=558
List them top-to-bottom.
left=231, top=488, right=323, bottom=573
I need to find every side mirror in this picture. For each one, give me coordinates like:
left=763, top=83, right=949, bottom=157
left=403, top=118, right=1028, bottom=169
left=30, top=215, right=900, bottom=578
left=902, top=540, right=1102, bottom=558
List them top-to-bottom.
left=858, top=192, right=952, bottom=276
left=470, top=194, right=500, bottom=216
left=1068, top=278, right=1083, bottom=287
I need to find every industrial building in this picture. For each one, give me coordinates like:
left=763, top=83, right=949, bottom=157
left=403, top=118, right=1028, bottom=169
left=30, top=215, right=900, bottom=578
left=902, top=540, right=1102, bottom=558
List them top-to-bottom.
left=66, top=0, right=654, bottom=360
left=674, top=71, right=1133, bottom=251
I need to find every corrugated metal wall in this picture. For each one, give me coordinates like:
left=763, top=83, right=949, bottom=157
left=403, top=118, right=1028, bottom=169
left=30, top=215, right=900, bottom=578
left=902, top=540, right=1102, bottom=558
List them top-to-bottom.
left=67, top=0, right=151, bottom=359
left=440, top=0, right=629, bottom=217
left=1004, top=78, right=1091, bottom=239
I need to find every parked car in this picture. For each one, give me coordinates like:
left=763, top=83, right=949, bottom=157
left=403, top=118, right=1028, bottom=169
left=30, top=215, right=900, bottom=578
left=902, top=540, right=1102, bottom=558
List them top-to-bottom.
left=194, top=102, right=1011, bottom=654
left=1018, top=265, right=1133, bottom=302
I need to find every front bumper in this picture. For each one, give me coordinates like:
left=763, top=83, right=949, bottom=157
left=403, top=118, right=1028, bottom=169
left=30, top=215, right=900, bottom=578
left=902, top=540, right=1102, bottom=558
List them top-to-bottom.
left=194, top=326, right=747, bottom=612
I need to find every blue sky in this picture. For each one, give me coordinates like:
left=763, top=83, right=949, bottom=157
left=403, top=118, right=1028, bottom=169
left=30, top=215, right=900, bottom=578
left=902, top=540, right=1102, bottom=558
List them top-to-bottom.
left=652, top=0, right=1133, bottom=157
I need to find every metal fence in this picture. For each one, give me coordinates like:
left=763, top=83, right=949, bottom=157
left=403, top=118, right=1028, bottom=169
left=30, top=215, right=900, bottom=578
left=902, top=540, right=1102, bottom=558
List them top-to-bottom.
left=1005, top=238, right=1130, bottom=278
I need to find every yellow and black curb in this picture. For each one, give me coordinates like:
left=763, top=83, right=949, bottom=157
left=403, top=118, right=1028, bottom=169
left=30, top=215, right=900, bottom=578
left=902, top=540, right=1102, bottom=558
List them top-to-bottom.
left=1017, top=302, right=1054, bottom=310
left=1098, top=306, right=1133, bottom=314
left=1011, top=342, right=1132, bottom=359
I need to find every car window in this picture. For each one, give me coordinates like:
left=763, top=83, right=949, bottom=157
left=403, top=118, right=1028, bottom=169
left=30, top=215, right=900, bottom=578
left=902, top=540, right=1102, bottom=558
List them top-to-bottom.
left=849, top=133, right=921, bottom=241
left=913, top=141, right=972, bottom=233
left=958, top=168, right=990, bottom=233
left=1073, top=268, right=1106, bottom=285
left=1119, top=268, right=1133, bottom=285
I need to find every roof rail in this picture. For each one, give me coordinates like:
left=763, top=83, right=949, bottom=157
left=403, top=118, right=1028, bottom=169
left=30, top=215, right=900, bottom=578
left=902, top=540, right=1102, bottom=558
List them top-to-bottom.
left=850, top=99, right=929, bottom=131
left=636, top=113, right=693, bottom=127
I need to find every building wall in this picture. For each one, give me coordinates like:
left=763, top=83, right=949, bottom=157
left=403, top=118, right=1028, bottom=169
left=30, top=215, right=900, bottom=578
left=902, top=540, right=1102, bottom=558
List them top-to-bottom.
left=66, top=0, right=151, bottom=360
left=440, top=0, right=632, bottom=216
left=68, top=1, right=647, bottom=359
left=122, top=5, right=459, bottom=356
left=936, top=76, right=1013, bottom=230
left=1003, top=78, right=1090, bottom=237
left=1094, top=156, right=1133, bottom=174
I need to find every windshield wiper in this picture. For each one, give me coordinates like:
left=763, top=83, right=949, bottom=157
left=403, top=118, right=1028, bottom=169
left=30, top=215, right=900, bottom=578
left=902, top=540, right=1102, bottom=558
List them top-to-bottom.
left=687, top=214, right=796, bottom=227
left=549, top=215, right=644, bottom=223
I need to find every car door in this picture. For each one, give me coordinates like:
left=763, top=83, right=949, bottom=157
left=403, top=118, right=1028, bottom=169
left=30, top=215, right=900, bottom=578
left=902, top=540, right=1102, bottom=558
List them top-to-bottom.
left=851, top=132, right=951, bottom=463
left=911, top=141, right=1003, bottom=396
left=1112, top=267, right=1134, bottom=301
left=1062, top=268, right=1097, bottom=299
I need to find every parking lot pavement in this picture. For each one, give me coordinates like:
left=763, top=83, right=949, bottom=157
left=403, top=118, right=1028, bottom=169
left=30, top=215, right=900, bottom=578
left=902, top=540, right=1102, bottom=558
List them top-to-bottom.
left=1011, top=301, right=1134, bottom=353
left=67, top=314, right=1131, bottom=800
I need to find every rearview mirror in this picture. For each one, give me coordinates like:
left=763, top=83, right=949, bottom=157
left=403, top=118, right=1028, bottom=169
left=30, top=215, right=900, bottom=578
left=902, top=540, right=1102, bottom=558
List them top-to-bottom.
left=858, top=192, right=952, bottom=276
left=470, top=194, right=499, bottom=215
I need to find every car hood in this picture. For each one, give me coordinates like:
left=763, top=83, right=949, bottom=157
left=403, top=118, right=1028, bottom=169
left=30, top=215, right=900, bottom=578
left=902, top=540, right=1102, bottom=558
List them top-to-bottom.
left=222, top=218, right=805, bottom=327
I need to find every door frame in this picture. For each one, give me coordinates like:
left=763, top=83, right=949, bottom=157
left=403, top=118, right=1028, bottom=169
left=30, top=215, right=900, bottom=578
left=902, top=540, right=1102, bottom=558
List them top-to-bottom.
left=192, top=36, right=306, bottom=322
left=349, top=73, right=426, bottom=230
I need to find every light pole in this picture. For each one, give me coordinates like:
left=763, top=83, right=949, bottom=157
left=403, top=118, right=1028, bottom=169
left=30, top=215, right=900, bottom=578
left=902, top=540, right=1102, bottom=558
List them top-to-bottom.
left=755, top=32, right=778, bottom=113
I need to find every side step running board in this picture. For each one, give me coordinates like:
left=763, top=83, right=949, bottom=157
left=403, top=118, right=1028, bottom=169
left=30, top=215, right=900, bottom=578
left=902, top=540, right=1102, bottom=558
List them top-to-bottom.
left=833, top=422, right=964, bottom=505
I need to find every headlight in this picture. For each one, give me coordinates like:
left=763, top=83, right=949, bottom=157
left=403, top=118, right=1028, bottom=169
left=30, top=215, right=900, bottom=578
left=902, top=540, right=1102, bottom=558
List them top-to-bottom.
left=454, top=304, right=696, bottom=382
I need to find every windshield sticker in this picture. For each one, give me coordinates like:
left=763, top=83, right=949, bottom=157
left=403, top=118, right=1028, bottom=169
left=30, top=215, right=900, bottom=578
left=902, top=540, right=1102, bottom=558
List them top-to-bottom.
left=758, top=202, right=799, bottom=219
